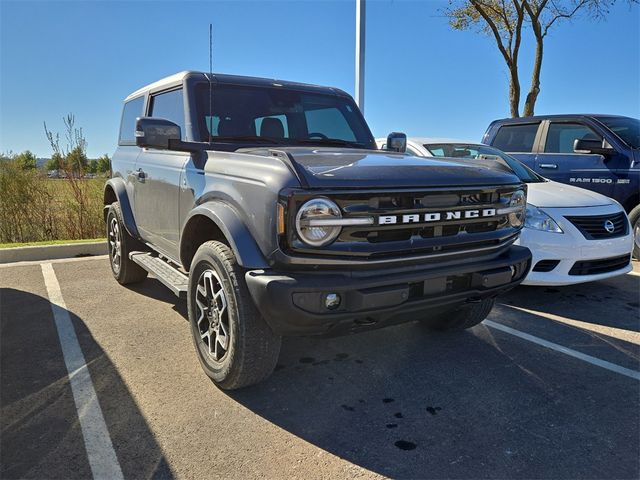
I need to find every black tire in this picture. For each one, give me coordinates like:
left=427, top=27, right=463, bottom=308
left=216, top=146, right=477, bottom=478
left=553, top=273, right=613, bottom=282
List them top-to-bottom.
left=106, top=202, right=148, bottom=285
left=627, top=205, right=640, bottom=259
left=187, top=240, right=281, bottom=390
left=421, top=298, right=495, bottom=331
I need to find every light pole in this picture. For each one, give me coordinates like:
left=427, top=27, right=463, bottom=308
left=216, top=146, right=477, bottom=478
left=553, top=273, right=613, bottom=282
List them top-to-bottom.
left=355, top=0, right=366, bottom=113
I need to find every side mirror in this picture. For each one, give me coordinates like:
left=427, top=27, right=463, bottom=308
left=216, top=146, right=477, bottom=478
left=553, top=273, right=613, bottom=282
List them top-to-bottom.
left=135, top=117, right=181, bottom=149
left=386, top=132, right=407, bottom=153
left=573, top=138, right=615, bottom=156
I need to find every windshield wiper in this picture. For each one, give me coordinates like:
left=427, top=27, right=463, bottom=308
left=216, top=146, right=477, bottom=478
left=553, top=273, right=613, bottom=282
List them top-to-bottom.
left=211, top=135, right=285, bottom=145
left=293, top=138, right=366, bottom=148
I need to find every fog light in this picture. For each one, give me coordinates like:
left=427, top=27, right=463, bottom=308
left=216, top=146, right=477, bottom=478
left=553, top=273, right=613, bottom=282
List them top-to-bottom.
left=325, top=293, right=341, bottom=310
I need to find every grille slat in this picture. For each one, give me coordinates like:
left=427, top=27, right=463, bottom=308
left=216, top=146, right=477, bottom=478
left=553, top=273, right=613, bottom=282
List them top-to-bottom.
left=565, top=212, right=628, bottom=240
left=568, top=255, right=630, bottom=276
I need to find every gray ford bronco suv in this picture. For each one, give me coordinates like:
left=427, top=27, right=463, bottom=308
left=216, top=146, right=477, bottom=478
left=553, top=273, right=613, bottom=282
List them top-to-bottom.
left=105, top=71, right=531, bottom=389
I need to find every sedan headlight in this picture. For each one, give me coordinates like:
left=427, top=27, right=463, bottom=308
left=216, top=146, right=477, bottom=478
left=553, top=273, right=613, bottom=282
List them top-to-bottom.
left=508, top=189, right=526, bottom=227
left=295, top=198, right=343, bottom=247
left=525, top=204, right=563, bottom=233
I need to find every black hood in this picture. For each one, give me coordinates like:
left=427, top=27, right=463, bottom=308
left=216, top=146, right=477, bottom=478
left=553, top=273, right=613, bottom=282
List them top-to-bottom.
left=268, top=147, right=522, bottom=188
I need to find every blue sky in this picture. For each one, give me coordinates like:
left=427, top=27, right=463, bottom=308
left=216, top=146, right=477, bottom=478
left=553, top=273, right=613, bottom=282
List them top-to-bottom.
left=1, top=0, right=638, bottom=158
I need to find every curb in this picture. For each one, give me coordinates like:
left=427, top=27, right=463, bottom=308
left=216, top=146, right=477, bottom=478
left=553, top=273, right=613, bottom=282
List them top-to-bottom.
left=0, top=241, right=107, bottom=264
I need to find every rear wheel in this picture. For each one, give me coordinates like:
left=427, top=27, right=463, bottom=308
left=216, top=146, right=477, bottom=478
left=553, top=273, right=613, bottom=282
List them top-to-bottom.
left=107, top=202, right=148, bottom=285
left=628, top=205, right=640, bottom=259
left=187, top=240, right=281, bottom=390
left=421, top=298, right=495, bottom=331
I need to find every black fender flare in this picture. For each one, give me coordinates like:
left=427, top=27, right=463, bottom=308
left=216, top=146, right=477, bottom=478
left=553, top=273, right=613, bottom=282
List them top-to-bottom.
left=104, top=178, right=140, bottom=238
left=181, top=202, right=269, bottom=269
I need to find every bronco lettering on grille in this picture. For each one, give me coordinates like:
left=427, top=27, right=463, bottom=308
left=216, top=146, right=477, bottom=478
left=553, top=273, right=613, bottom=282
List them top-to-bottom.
left=378, top=209, right=497, bottom=225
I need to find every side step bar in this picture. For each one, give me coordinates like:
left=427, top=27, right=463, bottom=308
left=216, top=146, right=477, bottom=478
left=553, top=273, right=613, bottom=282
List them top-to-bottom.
left=129, top=252, right=188, bottom=298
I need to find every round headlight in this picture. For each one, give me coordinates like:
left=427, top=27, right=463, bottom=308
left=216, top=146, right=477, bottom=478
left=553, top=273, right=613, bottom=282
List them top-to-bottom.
left=508, top=190, right=526, bottom=227
left=295, top=198, right=342, bottom=247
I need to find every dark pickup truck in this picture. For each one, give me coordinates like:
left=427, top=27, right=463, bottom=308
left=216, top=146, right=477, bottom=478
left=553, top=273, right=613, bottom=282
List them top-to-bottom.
left=105, top=71, right=531, bottom=389
left=483, top=114, right=640, bottom=257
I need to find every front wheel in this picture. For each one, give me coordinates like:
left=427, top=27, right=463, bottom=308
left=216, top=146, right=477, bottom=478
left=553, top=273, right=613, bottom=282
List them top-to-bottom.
left=187, top=240, right=281, bottom=390
left=421, top=298, right=495, bottom=331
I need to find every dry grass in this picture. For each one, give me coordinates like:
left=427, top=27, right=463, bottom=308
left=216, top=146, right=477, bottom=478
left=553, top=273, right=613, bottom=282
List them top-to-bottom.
left=0, top=160, right=105, bottom=243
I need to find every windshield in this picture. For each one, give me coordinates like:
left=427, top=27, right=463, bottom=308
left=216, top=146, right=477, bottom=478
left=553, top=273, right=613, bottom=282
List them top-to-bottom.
left=195, top=84, right=375, bottom=149
left=596, top=116, right=640, bottom=149
left=423, top=143, right=545, bottom=183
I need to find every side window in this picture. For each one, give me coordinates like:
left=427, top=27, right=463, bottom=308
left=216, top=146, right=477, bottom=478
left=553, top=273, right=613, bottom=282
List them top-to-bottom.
left=150, top=89, right=186, bottom=139
left=118, top=96, right=144, bottom=145
left=305, top=107, right=356, bottom=141
left=491, top=123, right=540, bottom=152
left=544, top=123, right=602, bottom=154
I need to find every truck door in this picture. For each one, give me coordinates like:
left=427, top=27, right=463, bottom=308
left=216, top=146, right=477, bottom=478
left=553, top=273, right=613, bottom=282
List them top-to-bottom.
left=133, top=87, right=188, bottom=261
left=536, top=120, right=617, bottom=198
left=488, top=122, right=541, bottom=169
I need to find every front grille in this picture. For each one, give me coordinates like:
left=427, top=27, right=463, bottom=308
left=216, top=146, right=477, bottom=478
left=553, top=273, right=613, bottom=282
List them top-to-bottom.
left=285, top=186, right=524, bottom=260
left=565, top=212, right=628, bottom=240
left=568, top=254, right=630, bottom=276
left=532, top=260, right=560, bottom=272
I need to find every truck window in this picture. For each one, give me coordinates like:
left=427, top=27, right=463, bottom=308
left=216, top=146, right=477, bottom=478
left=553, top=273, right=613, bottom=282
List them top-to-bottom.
left=150, top=89, right=186, bottom=139
left=118, top=96, right=144, bottom=145
left=304, top=107, right=356, bottom=141
left=255, top=115, right=289, bottom=138
left=491, top=123, right=540, bottom=152
left=544, top=123, right=601, bottom=153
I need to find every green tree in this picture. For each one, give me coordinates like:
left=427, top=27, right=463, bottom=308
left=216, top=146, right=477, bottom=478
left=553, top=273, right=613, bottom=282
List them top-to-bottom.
left=444, top=0, right=637, bottom=117
left=66, top=146, right=88, bottom=173
left=14, top=150, right=37, bottom=170
left=45, top=152, right=63, bottom=171
left=96, top=154, right=111, bottom=174
left=88, top=159, right=98, bottom=174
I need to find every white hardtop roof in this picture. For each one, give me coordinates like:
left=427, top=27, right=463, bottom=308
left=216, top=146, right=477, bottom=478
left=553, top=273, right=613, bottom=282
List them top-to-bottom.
left=124, top=71, right=193, bottom=102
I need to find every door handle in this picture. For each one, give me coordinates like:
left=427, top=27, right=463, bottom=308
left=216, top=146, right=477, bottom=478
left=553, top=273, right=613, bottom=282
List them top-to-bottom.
left=539, top=163, right=558, bottom=169
left=136, top=168, right=146, bottom=181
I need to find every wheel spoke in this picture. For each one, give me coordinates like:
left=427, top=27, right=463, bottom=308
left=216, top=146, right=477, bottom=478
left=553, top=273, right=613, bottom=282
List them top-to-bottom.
left=214, top=289, right=227, bottom=314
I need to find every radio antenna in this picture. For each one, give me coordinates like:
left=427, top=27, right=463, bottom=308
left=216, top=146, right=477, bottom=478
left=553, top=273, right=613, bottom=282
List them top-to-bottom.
left=208, top=23, right=213, bottom=143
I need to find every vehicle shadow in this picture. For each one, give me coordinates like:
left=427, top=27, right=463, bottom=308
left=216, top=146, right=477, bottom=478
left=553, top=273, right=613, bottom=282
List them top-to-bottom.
left=501, top=272, right=640, bottom=332
left=129, top=277, right=189, bottom=320
left=0, top=288, right=173, bottom=480
left=226, top=320, right=639, bottom=479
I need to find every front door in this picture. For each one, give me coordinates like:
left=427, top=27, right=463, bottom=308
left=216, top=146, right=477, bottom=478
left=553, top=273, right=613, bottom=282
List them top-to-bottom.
left=133, top=88, right=188, bottom=261
left=535, top=120, right=617, bottom=198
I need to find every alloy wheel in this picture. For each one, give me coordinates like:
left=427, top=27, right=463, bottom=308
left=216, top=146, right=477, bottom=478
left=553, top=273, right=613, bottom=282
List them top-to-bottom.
left=109, top=216, right=122, bottom=274
left=195, top=269, right=230, bottom=362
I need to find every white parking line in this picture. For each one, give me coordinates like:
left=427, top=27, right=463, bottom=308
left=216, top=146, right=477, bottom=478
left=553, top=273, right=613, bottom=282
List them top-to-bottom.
left=0, top=255, right=109, bottom=268
left=41, top=263, right=124, bottom=480
left=628, top=271, right=640, bottom=277
left=485, top=320, right=640, bottom=381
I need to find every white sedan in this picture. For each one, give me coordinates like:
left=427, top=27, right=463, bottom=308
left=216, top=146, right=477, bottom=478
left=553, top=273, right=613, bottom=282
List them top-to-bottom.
left=376, top=137, right=634, bottom=286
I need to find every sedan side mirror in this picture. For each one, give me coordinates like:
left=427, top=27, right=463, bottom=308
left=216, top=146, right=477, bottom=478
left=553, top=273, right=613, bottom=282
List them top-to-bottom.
left=135, top=117, right=181, bottom=149
left=386, top=132, right=407, bottom=153
left=573, top=138, right=615, bottom=156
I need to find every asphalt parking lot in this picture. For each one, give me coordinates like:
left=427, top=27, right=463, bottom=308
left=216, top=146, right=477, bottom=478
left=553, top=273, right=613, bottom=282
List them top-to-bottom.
left=1, top=256, right=639, bottom=479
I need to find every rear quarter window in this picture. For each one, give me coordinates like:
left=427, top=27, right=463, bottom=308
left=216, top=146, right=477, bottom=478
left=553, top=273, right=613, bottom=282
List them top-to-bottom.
left=119, top=96, right=145, bottom=145
left=491, top=123, right=540, bottom=152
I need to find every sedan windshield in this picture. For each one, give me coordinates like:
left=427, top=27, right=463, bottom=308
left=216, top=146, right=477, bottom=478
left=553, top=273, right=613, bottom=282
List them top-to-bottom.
left=196, top=84, right=375, bottom=149
left=596, top=116, right=640, bottom=149
left=423, top=143, right=545, bottom=183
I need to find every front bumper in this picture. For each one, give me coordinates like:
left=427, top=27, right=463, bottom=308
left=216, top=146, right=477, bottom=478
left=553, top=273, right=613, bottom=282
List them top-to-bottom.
left=518, top=204, right=633, bottom=286
left=245, top=245, right=531, bottom=336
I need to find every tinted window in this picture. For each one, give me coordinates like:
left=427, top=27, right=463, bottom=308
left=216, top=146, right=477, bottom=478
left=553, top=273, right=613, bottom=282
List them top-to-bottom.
left=196, top=84, right=375, bottom=149
left=150, top=89, right=185, bottom=139
left=119, top=96, right=144, bottom=144
left=305, top=107, right=356, bottom=141
left=596, top=116, right=639, bottom=148
left=492, top=123, right=540, bottom=152
left=545, top=123, right=601, bottom=153
left=424, top=143, right=544, bottom=183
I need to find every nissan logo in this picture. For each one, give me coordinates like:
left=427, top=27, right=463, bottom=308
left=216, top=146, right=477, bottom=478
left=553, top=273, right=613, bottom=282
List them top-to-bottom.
left=604, top=219, right=615, bottom=233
